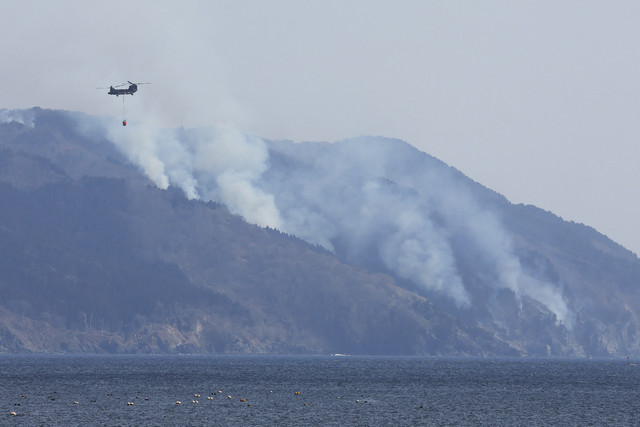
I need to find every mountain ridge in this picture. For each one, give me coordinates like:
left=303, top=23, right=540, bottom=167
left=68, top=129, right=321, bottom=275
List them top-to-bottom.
left=0, top=108, right=638, bottom=357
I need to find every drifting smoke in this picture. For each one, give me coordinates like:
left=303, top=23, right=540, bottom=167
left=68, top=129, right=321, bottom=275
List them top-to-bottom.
left=0, top=109, right=35, bottom=127
left=84, top=117, right=572, bottom=326
left=93, top=119, right=282, bottom=228
left=261, top=137, right=573, bottom=326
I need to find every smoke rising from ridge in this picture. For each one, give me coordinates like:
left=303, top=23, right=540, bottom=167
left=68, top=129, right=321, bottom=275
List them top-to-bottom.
left=0, top=109, right=35, bottom=127
left=83, top=116, right=572, bottom=325
left=85, top=118, right=282, bottom=228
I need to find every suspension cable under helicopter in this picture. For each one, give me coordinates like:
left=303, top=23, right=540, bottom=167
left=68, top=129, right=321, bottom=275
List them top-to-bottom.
left=122, top=95, right=127, bottom=126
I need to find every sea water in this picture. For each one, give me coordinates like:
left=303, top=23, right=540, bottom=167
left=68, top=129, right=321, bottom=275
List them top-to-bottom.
left=1, top=355, right=639, bottom=426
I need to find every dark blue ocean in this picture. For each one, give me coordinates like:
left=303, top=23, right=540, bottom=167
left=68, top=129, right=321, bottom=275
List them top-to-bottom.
left=1, top=355, right=639, bottom=426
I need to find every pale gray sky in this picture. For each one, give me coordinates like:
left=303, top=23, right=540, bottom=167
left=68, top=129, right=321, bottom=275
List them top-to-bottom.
left=3, top=0, right=640, bottom=254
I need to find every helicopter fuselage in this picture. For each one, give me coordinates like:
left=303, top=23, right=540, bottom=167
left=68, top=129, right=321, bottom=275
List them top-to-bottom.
left=108, top=85, right=137, bottom=96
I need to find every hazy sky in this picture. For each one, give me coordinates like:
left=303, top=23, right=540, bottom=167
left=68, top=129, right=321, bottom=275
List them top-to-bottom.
left=3, top=1, right=640, bottom=254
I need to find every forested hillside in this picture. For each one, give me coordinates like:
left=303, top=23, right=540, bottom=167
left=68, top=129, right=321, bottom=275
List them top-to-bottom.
left=0, top=108, right=639, bottom=357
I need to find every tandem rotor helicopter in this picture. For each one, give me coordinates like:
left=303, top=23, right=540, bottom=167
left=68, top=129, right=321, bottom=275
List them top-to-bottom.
left=97, top=81, right=150, bottom=126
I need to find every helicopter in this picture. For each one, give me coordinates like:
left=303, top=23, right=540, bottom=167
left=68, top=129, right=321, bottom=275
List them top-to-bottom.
left=97, top=81, right=150, bottom=126
left=99, top=81, right=150, bottom=96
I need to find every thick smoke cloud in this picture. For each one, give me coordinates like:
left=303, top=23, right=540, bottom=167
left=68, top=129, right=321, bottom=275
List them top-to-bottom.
left=0, top=109, right=35, bottom=127
left=80, top=116, right=572, bottom=326
left=91, top=119, right=282, bottom=228
left=262, top=137, right=573, bottom=326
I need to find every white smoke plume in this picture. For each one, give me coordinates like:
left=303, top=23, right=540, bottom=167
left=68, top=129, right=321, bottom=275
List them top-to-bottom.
left=0, top=108, right=35, bottom=127
left=81, top=117, right=572, bottom=325
left=88, top=118, right=282, bottom=228
left=260, top=136, right=573, bottom=325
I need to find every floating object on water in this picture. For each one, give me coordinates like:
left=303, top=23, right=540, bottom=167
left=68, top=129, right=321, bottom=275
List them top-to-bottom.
left=122, top=120, right=127, bottom=126
left=294, top=392, right=301, bottom=395
left=207, top=396, right=214, bottom=400
left=240, top=399, right=247, bottom=402
left=191, top=400, right=198, bottom=404
left=73, top=401, right=79, bottom=405
left=175, top=401, right=182, bottom=405
left=127, top=402, right=134, bottom=406
left=9, top=412, right=17, bottom=416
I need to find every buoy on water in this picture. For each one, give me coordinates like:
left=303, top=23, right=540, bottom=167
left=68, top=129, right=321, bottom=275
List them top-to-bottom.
left=122, top=120, right=127, bottom=126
